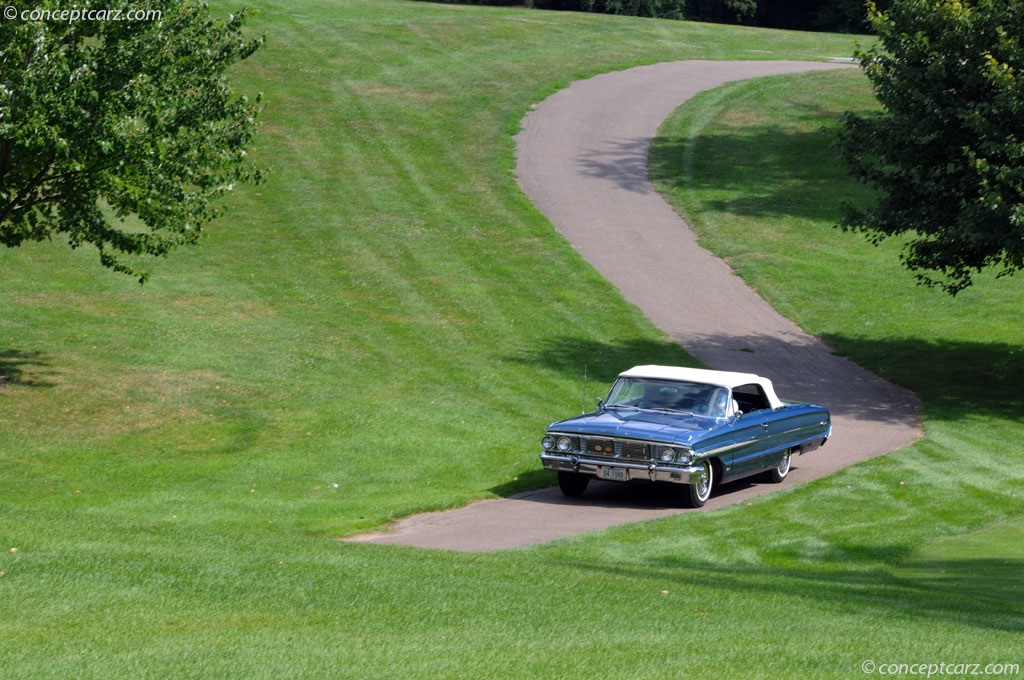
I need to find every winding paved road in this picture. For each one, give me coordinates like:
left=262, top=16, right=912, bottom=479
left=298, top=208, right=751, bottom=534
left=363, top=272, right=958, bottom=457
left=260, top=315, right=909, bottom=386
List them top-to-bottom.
left=350, top=60, right=921, bottom=551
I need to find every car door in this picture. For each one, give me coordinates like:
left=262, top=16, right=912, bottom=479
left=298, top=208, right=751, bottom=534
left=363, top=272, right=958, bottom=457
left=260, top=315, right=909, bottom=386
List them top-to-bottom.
left=715, top=383, right=781, bottom=479
left=717, top=408, right=776, bottom=480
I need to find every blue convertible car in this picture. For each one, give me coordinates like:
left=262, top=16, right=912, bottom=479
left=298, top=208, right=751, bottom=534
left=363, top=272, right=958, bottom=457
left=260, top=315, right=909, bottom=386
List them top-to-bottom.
left=540, top=365, right=831, bottom=507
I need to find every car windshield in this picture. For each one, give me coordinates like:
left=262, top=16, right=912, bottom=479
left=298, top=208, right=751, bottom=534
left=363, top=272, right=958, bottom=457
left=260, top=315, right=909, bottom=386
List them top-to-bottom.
left=605, top=377, right=731, bottom=418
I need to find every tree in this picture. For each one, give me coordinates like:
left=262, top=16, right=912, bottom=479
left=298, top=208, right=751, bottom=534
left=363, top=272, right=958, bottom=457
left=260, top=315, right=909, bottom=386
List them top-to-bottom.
left=532, top=0, right=688, bottom=19
left=688, top=0, right=758, bottom=24
left=812, top=0, right=890, bottom=32
left=837, top=0, right=1024, bottom=295
left=0, top=1, right=263, bottom=282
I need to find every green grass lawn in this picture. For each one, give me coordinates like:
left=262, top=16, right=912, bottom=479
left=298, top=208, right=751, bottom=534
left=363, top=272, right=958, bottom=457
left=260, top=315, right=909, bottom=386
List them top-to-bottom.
left=1, top=1, right=1021, bottom=677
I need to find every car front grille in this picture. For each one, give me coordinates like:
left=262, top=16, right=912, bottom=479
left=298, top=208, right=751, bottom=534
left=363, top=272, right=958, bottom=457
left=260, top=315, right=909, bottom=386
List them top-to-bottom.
left=583, top=437, right=650, bottom=461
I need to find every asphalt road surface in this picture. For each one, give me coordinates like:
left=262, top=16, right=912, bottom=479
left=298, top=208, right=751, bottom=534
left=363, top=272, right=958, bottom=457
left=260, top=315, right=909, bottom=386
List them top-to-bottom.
left=349, top=60, right=921, bottom=552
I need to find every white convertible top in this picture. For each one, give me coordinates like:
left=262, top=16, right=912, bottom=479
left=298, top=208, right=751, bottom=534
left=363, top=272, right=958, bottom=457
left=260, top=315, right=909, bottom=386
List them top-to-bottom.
left=619, top=365, right=783, bottom=409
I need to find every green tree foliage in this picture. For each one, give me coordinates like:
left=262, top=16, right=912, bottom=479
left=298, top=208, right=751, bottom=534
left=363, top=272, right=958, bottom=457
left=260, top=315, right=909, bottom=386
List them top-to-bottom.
left=431, top=0, right=879, bottom=31
left=532, top=0, right=686, bottom=19
left=687, top=0, right=759, bottom=24
left=757, top=0, right=879, bottom=30
left=813, top=0, right=888, bottom=32
left=837, top=0, right=1024, bottom=295
left=0, top=1, right=263, bottom=281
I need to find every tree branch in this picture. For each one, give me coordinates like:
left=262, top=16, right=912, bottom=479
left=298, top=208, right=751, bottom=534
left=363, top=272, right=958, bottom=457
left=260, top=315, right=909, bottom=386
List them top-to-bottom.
left=0, top=155, right=56, bottom=226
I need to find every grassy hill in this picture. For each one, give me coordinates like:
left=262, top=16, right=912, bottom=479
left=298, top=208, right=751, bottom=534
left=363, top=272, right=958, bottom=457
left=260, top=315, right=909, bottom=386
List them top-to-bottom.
left=1, top=1, right=1020, bottom=677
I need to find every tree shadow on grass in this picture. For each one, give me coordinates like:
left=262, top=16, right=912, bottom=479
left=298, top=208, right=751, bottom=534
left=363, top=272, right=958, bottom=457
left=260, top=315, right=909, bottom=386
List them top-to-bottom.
left=648, top=123, right=863, bottom=225
left=578, top=124, right=854, bottom=221
left=820, top=334, right=1024, bottom=422
left=0, top=349, right=55, bottom=390
left=565, top=554, right=1024, bottom=633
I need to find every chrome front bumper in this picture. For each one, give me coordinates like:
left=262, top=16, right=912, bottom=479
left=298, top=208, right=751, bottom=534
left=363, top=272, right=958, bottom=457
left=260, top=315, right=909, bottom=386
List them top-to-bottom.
left=540, top=452, right=704, bottom=485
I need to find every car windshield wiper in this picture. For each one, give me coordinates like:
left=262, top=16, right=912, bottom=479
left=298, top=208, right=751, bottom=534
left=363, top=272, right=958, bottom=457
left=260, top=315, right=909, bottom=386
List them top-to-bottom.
left=605, top=403, right=640, bottom=411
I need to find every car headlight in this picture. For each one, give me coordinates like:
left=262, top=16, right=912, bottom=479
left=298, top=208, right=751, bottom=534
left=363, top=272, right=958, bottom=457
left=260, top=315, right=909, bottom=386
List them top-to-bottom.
left=542, top=435, right=555, bottom=450
left=556, top=436, right=573, bottom=453
left=659, top=446, right=677, bottom=462
left=677, top=449, right=693, bottom=464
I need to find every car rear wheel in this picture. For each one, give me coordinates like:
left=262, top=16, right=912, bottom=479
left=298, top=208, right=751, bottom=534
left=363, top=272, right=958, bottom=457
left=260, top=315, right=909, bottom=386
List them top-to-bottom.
left=765, top=449, right=792, bottom=483
left=681, top=459, right=713, bottom=508
left=557, top=471, right=590, bottom=497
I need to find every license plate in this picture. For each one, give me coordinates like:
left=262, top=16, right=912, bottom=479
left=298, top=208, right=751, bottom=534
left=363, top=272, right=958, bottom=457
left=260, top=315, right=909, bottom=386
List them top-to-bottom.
left=599, top=466, right=628, bottom=482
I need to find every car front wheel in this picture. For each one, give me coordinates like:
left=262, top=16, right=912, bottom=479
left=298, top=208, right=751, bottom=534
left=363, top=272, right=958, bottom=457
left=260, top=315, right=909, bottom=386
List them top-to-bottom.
left=681, top=459, right=713, bottom=508
left=557, top=471, right=590, bottom=497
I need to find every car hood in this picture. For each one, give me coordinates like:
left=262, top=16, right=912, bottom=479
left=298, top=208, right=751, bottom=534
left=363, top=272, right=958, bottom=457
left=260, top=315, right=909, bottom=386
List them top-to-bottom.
left=548, top=408, right=717, bottom=445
